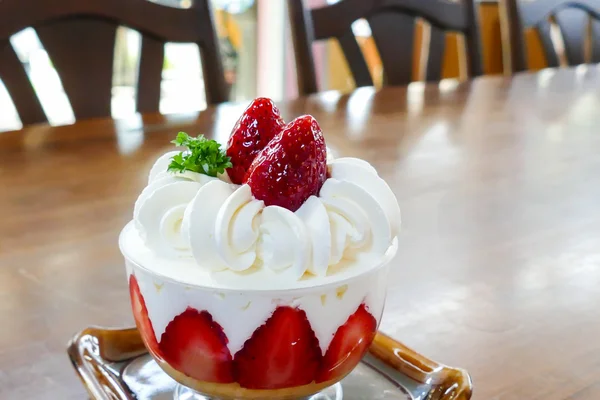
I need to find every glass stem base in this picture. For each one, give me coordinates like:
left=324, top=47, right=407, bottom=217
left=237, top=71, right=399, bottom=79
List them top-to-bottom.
left=173, top=382, right=343, bottom=400
left=173, top=384, right=212, bottom=400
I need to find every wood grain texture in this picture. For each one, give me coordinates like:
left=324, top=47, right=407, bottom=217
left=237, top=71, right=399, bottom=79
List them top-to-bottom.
left=0, top=0, right=227, bottom=122
left=2, top=68, right=600, bottom=398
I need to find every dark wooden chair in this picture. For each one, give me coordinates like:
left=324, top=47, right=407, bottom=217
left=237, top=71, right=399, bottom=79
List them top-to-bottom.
left=0, top=0, right=227, bottom=126
left=288, top=0, right=483, bottom=95
left=502, top=0, right=600, bottom=72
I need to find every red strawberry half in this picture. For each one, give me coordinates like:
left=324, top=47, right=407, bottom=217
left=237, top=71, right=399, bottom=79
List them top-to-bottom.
left=226, top=97, right=285, bottom=184
left=246, top=115, right=327, bottom=212
left=129, top=275, right=161, bottom=357
left=316, top=304, right=377, bottom=383
left=233, top=306, right=322, bottom=389
left=159, top=308, right=234, bottom=383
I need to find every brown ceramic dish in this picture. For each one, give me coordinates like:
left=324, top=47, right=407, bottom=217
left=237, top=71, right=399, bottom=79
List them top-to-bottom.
left=68, top=327, right=472, bottom=400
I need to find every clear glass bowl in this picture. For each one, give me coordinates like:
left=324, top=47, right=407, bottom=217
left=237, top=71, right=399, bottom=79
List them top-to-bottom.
left=120, top=226, right=398, bottom=400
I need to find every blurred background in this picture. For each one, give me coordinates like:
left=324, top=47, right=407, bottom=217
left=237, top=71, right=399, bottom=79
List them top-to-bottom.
left=0, top=0, right=554, bottom=132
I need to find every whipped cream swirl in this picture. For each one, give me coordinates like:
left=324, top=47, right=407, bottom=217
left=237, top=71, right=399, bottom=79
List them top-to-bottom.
left=134, top=152, right=400, bottom=281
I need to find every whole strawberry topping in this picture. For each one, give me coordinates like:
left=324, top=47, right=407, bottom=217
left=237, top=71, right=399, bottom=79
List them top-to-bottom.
left=226, top=97, right=285, bottom=184
left=246, top=115, right=327, bottom=211
left=129, top=275, right=161, bottom=357
left=316, top=304, right=377, bottom=382
left=233, top=306, right=322, bottom=389
left=159, top=308, right=234, bottom=383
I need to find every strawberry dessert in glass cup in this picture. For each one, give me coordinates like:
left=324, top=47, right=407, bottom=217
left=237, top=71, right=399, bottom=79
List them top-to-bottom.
left=119, top=98, right=401, bottom=400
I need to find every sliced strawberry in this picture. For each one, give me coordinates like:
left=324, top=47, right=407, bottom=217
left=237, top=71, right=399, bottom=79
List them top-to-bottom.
left=226, top=97, right=285, bottom=184
left=246, top=115, right=327, bottom=212
left=129, top=275, right=161, bottom=357
left=316, top=304, right=377, bottom=383
left=233, top=306, right=322, bottom=389
left=159, top=308, right=233, bottom=383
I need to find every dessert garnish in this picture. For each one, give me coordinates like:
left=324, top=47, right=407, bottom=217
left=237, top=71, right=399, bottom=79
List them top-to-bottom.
left=123, top=97, right=402, bottom=396
left=132, top=97, right=399, bottom=286
left=226, top=97, right=285, bottom=184
left=169, top=101, right=327, bottom=212
left=246, top=114, right=327, bottom=212
left=168, top=132, right=232, bottom=177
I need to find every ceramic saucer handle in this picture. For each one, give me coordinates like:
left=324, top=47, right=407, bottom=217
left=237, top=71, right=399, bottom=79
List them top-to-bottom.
left=68, top=327, right=144, bottom=400
left=369, top=332, right=473, bottom=400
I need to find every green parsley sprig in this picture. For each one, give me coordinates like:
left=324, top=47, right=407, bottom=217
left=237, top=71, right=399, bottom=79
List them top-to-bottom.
left=167, top=132, right=232, bottom=177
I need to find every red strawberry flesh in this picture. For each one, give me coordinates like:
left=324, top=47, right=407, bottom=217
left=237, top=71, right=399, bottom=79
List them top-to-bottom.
left=226, top=97, right=285, bottom=184
left=246, top=115, right=327, bottom=211
left=129, top=275, right=161, bottom=357
left=316, top=304, right=377, bottom=382
left=233, top=306, right=322, bottom=389
left=159, top=307, right=234, bottom=383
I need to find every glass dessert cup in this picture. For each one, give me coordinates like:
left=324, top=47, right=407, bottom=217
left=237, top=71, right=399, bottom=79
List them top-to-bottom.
left=123, top=238, right=398, bottom=400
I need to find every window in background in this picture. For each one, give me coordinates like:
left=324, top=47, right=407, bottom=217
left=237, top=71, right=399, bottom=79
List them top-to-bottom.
left=0, top=0, right=257, bottom=132
left=111, top=0, right=259, bottom=116
left=112, top=0, right=205, bottom=117
left=215, top=0, right=257, bottom=101
left=257, top=0, right=285, bottom=100
left=283, top=0, right=328, bottom=98
left=112, top=27, right=141, bottom=119
left=159, top=42, right=206, bottom=114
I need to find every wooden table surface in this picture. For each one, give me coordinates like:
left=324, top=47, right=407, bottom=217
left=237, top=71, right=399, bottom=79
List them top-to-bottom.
left=1, top=67, right=600, bottom=399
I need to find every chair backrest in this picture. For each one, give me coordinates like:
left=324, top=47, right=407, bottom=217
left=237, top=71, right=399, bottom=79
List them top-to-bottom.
left=0, top=0, right=227, bottom=125
left=288, top=0, right=483, bottom=95
left=502, top=0, right=600, bottom=72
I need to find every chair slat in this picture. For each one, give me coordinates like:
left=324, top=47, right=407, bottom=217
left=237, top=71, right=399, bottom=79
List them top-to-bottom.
left=0, top=0, right=227, bottom=126
left=288, top=0, right=482, bottom=94
left=288, top=0, right=319, bottom=94
left=311, top=0, right=375, bottom=40
left=381, top=0, right=468, bottom=31
left=503, top=0, right=600, bottom=72
left=554, top=8, right=589, bottom=64
left=368, top=11, right=415, bottom=86
left=591, top=18, right=600, bottom=61
left=36, top=20, right=116, bottom=120
left=537, top=20, right=561, bottom=67
left=425, top=24, right=446, bottom=82
left=338, top=29, right=374, bottom=89
left=137, top=36, right=164, bottom=114
left=0, top=40, right=46, bottom=125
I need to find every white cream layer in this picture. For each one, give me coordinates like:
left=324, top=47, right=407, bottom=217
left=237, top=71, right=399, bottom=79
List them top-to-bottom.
left=129, top=151, right=401, bottom=289
left=126, top=255, right=390, bottom=355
